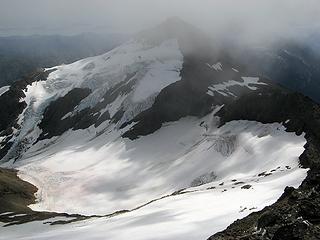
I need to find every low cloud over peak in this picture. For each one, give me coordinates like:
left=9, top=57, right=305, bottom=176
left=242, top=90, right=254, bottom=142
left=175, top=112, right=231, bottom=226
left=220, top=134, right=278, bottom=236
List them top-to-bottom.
left=0, top=0, right=319, bottom=46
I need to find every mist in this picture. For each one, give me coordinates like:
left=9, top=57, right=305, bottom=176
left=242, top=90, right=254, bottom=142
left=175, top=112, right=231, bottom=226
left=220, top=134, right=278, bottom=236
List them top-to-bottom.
left=1, top=0, right=320, bottom=43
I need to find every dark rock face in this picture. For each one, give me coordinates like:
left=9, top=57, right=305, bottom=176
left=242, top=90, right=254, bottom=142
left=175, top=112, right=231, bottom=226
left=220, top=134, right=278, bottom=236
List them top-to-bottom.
left=38, top=88, right=92, bottom=140
left=217, top=91, right=320, bottom=140
left=272, top=221, right=317, bottom=240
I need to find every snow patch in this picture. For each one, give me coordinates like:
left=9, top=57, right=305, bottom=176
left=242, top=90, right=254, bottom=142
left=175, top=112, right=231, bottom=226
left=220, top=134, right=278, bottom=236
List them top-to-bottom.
left=206, top=62, right=223, bottom=71
left=207, top=77, right=267, bottom=97
left=0, top=86, right=9, bottom=97
left=61, top=112, right=73, bottom=120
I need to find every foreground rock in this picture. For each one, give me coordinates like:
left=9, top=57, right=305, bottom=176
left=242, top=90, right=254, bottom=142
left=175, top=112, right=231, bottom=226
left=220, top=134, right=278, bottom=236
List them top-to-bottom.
left=0, top=167, right=87, bottom=226
left=0, top=167, right=37, bottom=213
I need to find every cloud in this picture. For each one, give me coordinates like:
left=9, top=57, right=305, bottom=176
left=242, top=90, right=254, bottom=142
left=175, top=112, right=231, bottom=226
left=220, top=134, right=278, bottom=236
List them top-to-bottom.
left=0, top=0, right=319, bottom=42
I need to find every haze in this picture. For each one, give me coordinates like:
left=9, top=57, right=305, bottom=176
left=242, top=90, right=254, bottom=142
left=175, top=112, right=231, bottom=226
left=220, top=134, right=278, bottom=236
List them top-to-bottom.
left=0, top=0, right=319, bottom=50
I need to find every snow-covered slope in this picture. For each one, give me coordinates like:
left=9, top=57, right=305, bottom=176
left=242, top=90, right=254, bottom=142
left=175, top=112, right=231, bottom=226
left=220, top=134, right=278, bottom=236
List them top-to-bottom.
left=0, top=18, right=312, bottom=240
left=0, top=37, right=183, bottom=162
left=43, top=38, right=182, bottom=108
left=14, top=114, right=307, bottom=216
left=0, top=118, right=308, bottom=240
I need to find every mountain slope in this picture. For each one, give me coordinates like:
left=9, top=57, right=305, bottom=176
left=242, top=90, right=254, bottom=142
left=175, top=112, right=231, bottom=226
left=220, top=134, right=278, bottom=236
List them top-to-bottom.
left=0, top=18, right=319, bottom=239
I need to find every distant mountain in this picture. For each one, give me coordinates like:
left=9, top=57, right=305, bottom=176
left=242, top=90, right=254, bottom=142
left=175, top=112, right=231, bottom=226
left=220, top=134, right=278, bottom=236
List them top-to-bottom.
left=0, top=18, right=319, bottom=240
left=0, top=33, right=127, bottom=87
left=229, top=39, right=320, bottom=103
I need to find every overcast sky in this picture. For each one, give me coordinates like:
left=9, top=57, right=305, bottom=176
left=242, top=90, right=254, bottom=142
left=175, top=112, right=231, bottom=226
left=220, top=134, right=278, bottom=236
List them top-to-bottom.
left=1, top=0, right=320, bottom=40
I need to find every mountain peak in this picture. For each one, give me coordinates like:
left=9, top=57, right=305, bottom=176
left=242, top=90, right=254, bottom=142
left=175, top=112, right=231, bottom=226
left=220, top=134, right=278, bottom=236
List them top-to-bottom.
left=160, top=16, right=191, bottom=29
left=136, top=17, right=214, bottom=57
left=136, top=17, right=198, bottom=40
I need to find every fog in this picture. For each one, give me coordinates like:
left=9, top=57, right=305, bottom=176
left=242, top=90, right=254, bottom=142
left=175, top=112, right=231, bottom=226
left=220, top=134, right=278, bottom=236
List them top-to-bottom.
left=0, top=0, right=320, bottom=45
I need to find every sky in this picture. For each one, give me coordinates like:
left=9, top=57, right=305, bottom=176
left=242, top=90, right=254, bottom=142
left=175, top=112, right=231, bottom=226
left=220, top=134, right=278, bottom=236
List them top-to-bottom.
left=0, top=0, right=320, bottom=40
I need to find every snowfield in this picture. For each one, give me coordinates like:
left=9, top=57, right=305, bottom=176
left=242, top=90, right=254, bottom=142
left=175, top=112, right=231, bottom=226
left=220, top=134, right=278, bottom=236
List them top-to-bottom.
left=16, top=115, right=307, bottom=214
left=1, top=116, right=308, bottom=239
